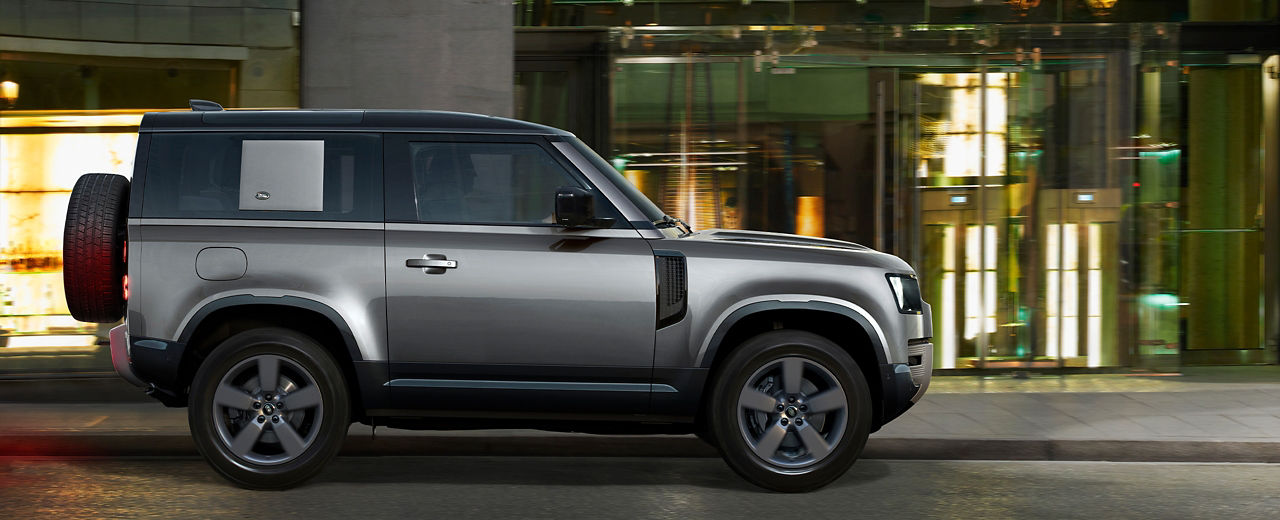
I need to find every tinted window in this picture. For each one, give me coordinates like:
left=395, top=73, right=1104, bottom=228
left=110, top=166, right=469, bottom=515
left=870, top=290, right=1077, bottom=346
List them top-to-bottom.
left=142, top=133, right=381, bottom=221
left=568, top=137, right=666, bottom=223
left=409, top=142, right=603, bottom=225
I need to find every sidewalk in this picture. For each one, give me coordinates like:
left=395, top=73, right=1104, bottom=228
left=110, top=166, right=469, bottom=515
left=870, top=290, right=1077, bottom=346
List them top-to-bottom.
left=2, top=367, right=1279, bottom=462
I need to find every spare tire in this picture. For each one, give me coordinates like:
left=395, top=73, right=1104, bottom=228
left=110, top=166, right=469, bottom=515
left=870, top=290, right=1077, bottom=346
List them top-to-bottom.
left=63, top=173, right=130, bottom=323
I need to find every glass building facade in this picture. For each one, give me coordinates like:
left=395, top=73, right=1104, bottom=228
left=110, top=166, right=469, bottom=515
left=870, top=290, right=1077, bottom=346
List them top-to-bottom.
left=0, top=0, right=1277, bottom=375
left=0, top=0, right=299, bottom=374
left=514, top=0, right=1280, bottom=371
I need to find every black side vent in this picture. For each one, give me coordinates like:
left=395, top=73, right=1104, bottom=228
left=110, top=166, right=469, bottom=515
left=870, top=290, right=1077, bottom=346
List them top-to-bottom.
left=654, top=250, right=687, bottom=329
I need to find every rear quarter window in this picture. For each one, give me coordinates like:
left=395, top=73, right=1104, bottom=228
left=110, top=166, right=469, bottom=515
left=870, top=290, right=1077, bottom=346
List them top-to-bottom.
left=141, top=133, right=381, bottom=221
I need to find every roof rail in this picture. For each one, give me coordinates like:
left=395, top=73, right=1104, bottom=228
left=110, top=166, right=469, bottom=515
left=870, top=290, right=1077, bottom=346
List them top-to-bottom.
left=189, top=99, right=224, bottom=111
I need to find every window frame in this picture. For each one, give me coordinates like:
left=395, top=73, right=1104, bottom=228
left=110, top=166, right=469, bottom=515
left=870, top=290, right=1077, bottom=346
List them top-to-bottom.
left=138, top=131, right=383, bottom=222
left=382, top=133, right=627, bottom=228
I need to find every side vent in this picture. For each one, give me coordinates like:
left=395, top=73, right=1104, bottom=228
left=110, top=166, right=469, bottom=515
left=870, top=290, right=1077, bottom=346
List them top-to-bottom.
left=655, top=250, right=687, bottom=329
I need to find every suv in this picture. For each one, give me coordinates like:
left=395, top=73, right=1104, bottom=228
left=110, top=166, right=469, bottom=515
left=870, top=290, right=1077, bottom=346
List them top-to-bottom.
left=63, top=102, right=932, bottom=492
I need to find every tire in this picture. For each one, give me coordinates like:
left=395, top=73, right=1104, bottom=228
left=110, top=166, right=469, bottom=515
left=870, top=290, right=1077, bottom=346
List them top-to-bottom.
left=62, top=173, right=130, bottom=323
left=189, top=328, right=350, bottom=489
left=708, top=330, right=872, bottom=492
left=694, top=423, right=718, bottom=448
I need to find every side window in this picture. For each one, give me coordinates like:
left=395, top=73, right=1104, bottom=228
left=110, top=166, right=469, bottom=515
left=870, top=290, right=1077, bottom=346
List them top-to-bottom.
left=142, top=133, right=381, bottom=221
left=409, top=142, right=596, bottom=225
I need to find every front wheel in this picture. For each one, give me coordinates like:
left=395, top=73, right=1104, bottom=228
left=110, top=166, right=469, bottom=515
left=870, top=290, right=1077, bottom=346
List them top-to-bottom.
left=189, top=328, right=350, bottom=489
left=708, top=330, right=872, bottom=492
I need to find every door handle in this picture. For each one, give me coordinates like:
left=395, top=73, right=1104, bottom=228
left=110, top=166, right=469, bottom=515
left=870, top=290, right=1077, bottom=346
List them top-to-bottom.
left=406, top=258, right=457, bottom=269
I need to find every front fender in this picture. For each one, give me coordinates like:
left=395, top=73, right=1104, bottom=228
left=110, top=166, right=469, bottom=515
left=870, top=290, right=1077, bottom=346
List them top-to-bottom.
left=695, top=296, right=891, bottom=368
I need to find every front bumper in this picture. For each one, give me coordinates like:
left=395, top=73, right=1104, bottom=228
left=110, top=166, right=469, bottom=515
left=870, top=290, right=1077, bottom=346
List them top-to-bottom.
left=109, top=324, right=146, bottom=387
left=878, top=339, right=934, bottom=426
left=907, top=339, right=933, bottom=403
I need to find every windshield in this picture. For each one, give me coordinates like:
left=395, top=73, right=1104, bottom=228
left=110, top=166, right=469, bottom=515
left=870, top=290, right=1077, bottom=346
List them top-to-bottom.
left=568, top=137, right=667, bottom=224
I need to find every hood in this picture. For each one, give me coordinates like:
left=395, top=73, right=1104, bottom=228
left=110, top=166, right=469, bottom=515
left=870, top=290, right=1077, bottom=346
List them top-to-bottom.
left=671, top=229, right=913, bottom=272
left=684, top=229, right=870, bottom=251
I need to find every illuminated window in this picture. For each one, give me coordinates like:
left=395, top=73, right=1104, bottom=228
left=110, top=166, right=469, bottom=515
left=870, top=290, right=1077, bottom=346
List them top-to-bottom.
left=917, top=73, right=1008, bottom=179
left=1, top=112, right=144, bottom=348
left=1047, top=222, right=1103, bottom=365
left=1086, top=223, right=1103, bottom=367
left=964, top=224, right=997, bottom=341
left=940, top=225, right=957, bottom=369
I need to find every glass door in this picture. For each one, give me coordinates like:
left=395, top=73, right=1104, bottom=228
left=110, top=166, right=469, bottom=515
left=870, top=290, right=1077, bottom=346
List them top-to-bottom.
left=903, top=30, right=1137, bottom=372
left=1177, top=54, right=1273, bottom=364
left=907, top=70, right=1014, bottom=370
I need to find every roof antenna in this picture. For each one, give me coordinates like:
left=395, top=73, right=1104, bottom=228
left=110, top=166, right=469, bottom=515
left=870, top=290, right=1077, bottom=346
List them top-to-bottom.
left=189, top=99, right=224, bottom=111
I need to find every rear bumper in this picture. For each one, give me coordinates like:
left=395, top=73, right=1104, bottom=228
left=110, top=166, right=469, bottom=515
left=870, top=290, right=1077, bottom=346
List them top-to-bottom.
left=109, top=324, right=146, bottom=387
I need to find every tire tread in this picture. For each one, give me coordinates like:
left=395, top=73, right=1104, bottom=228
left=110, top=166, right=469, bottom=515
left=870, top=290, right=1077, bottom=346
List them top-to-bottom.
left=63, top=173, right=129, bottom=323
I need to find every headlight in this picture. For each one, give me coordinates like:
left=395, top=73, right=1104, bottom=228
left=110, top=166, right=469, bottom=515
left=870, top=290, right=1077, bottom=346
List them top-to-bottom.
left=886, top=274, right=923, bottom=314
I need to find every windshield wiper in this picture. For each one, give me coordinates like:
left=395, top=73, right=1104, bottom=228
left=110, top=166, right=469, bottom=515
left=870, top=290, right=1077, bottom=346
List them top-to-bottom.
left=655, top=215, right=693, bottom=236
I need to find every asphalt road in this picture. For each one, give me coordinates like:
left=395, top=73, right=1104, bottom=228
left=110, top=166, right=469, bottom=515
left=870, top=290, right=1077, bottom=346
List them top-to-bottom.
left=1, top=457, right=1277, bottom=519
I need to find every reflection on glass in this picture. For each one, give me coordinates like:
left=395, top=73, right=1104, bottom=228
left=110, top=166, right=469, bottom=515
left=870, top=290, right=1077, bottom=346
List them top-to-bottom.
left=917, top=73, right=1008, bottom=180
left=1, top=112, right=144, bottom=349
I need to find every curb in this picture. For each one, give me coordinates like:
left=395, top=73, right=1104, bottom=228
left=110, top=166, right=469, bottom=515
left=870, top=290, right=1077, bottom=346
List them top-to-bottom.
left=2, top=434, right=1277, bottom=463
left=861, top=438, right=1280, bottom=463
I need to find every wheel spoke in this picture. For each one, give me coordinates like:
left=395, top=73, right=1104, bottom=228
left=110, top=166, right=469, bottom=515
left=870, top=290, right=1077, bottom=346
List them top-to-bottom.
left=257, top=356, right=280, bottom=393
left=782, top=358, right=804, bottom=395
left=213, top=383, right=256, bottom=411
left=285, top=385, right=322, bottom=410
left=739, top=388, right=778, bottom=413
left=805, top=389, right=847, bottom=414
left=229, top=419, right=266, bottom=458
left=752, top=419, right=789, bottom=459
left=273, top=420, right=307, bottom=458
left=796, top=423, right=832, bottom=460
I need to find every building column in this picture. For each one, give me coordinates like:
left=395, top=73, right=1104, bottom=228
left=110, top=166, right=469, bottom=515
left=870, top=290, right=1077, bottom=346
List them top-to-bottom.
left=300, top=0, right=512, bottom=116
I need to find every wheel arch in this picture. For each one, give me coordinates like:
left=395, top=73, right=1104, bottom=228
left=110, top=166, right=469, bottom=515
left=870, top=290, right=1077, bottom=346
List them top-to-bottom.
left=175, top=296, right=373, bottom=420
left=697, top=301, right=890, bottom=431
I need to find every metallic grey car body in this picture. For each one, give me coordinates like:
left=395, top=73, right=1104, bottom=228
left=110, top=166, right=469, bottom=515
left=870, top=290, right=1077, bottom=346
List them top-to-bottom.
left=111, top=110, right=931, bottom=432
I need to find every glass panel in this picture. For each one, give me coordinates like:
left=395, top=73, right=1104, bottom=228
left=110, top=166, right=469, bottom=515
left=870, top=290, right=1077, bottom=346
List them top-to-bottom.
left=513, top=1, right=1227, bottom=26
left=602, top=24, right=1204, bottom=372
left=1132, top=25, right=1184, bottom=371
left=611, top=56, right=876, bottom=237
left=1180, top=58, right=1266, bottom=360
left=514, top=70, right=572, bottom=132
left=143, top=134, right=382, bottom=222
left=407, top=142, right=582, bottom=225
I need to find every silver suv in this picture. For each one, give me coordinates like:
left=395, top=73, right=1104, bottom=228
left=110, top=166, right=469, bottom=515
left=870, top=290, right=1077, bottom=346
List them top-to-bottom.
left=63, top=102, right=932, bottom=492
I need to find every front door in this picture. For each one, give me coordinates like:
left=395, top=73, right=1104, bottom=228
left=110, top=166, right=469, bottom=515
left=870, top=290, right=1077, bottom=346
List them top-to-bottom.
left=382, top=134, right=658, bottom=415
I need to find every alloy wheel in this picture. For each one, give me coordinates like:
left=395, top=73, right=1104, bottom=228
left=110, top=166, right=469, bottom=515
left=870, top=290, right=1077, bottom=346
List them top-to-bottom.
left=211, top=354, right=325, bottom=465
left=736, top=356, right=848, bottom=470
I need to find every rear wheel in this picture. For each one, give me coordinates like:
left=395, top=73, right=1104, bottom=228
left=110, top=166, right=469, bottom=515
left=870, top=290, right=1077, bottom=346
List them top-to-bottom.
left=62, top=173, right=129, bottom=323
left=189, top=328, right=349, bottom=489
left=709, top=330, right=872, bottom=492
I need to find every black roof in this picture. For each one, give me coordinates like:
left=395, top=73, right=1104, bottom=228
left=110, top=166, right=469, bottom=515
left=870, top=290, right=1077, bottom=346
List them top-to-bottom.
left=139, top=109, right=568, bottom=135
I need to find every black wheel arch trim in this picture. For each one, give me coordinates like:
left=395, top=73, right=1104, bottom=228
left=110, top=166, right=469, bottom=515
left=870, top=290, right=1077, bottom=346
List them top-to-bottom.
left=173, top=295, right=388, bottom=414
left=177, top=295, right=364, bottom=362
left=699, top=300, right=889, bottom=370
left=699, top=300, right=917, bottom=428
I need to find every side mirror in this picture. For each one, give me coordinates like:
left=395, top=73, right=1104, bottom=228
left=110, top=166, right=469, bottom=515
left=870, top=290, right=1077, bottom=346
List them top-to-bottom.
left=554, top=186, right=613, bottom=228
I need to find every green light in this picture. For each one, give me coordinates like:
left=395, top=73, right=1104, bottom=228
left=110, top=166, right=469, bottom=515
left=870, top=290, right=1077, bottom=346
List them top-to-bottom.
left=1138, top=150, right=1181, bottom=164
left=610, top=157, right=629, bottom=172
left=1140, top=293, right=1180, bottom=308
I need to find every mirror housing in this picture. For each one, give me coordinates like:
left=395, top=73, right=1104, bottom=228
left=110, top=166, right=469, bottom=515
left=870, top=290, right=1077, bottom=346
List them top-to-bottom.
left=555, top=186, right=613, bottom=228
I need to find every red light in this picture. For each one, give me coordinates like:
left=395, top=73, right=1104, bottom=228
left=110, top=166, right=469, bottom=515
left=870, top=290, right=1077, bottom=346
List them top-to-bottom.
left=1132, top=182, right=1141, bottom=187
left=123, top=241, right=127, bottom=263
left=122, top=275, right=129, bottom=301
